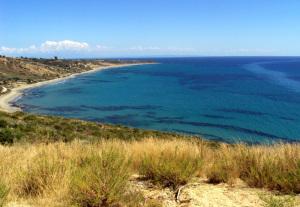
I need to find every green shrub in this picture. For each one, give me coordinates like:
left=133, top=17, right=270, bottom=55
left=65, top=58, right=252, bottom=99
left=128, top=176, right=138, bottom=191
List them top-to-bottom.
left=23, top=114, right=38, bottom=121
left=0, top=119, right=9, bottom=128
left=0, top=128, right=15, bottom=144
left=70, top=148, right=141, bottom=207
left=139, top=148, right=202, bottom=189
left=0, top=181, right=9, bottom=207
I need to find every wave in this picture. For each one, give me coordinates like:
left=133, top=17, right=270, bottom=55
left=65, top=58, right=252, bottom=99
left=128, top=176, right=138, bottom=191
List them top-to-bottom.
left=244, top=62, right=300, bottom=93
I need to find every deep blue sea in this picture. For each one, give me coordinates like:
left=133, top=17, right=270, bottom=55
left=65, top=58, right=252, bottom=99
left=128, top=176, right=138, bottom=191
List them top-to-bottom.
left=14, top=57, right=300, bottom=144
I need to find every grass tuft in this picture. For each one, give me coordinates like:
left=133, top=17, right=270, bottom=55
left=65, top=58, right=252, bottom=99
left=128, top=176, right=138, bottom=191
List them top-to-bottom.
left=138, top=145, right=202, bottom=189
left=206, top=145, right=239, bottom=184
left=236, top=145, right=300, bottom=193
left=70, top=148, right=142, bottom=207
left=17, top=151, right=66, bottom=197
left=0, top=180, right=9, bottom=207
left=259, top=193, right=297, bottom=207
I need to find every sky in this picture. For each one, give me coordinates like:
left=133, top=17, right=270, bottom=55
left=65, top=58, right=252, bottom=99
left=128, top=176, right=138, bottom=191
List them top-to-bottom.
left=1, top=0, right=300, bottom=58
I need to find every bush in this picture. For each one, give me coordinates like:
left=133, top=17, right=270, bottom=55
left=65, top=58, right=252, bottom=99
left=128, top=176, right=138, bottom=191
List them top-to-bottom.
left=0, top=119, right=8, bottom=128
left=0, top=128, right=15, bottom=144
left=139, top=147, right=202, bottom=189
left=237, top=147, right=300, bottom=193
left=70, top=148, right=141, bottom=207
left=17, top=153, right=65, bottom=197
left=0, top=181, right=9, bottom=207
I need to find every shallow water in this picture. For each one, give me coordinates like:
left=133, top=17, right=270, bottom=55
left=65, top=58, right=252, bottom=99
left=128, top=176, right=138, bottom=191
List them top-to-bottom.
left=15, top=57, right=300, bottom=143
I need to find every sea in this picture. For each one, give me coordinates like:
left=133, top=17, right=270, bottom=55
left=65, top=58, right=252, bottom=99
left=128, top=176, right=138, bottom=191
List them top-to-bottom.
left=14, top=57, right=300, bottom=144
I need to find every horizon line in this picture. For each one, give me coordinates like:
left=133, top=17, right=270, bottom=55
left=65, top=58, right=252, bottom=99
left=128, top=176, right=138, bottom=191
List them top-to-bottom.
left=2, top=55, right=300, bottom=59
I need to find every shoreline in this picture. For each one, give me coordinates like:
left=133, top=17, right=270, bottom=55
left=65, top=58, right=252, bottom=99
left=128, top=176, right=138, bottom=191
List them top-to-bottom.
left=0, top=63, right=150, bottom=113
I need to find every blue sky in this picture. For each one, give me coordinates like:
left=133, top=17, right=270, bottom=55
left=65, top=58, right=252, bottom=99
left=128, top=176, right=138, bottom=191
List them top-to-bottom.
left=1, top=0, right=300, bottom=57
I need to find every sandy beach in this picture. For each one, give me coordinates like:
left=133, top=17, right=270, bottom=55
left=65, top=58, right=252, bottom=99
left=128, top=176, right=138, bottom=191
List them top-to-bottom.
left=0, top=63, right=149, bottom=113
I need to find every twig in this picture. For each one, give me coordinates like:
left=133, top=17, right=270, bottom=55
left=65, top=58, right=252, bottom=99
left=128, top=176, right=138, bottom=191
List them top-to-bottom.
left=175, top=185, right=185, bottom=203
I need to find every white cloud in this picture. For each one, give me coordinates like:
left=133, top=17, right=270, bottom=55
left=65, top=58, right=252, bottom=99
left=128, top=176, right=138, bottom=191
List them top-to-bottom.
left=0, top=40, right=89, bottom=54
left=0, top=40, right=198, bottom=57
left=0, top=40, right=282, bottom=57
left=40, top=40, right=89, bottom=52
left=0, top=45, right=37, bottom=53
left=0, top=46, right=17, bottom=53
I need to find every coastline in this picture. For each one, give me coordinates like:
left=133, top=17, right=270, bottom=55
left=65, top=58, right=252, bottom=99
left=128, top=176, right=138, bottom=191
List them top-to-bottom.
left=0, top=63, right=150, bottom=113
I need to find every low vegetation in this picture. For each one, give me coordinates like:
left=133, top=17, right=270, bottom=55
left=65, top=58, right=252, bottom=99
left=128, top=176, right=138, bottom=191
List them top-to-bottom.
left=0, top=111, right=299, bottom=206
left=0, top=111, right=187, bottom=144
left=0, top=137, right=298, bottom=206
left=138, top=141, right=202, bottom=189
left=206, top=144, right=300, bottom=193
left=70, top=149, right=142, bottom=207
left=16, top=152, right=66, bottom=197
left=0, top=180, right=9, bottom=207
left=259, top=193, right=297, bottom=207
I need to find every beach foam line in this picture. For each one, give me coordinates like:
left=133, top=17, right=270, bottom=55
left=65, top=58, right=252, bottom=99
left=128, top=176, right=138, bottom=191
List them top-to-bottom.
left=0, top=63, right=153, bottom=113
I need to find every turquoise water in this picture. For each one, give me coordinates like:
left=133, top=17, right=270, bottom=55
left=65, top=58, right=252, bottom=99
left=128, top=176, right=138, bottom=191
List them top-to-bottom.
left=14, top=57, right=300, bottom=143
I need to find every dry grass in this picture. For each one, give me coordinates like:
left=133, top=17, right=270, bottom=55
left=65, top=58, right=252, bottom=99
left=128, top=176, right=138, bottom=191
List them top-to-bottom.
left=0, top=139, right=299, bottom=206
left=136, top=139, right=203, bottom=189
left=205, top=143, right=300, bottom=193
left=70, top=148, right=141, bottom=207
left=16, top=151, right=66, bottom=197
left=0, top=180, right=9, bottom=207
left=259, top=193, right=297, bottom=207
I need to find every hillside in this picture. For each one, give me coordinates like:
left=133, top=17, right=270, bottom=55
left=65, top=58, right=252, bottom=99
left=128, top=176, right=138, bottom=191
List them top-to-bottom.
left=0, top=56, right=299, bottom=207
left=0, top=56, right=146, bottom=89
left=0, top=111, right=299, bottom=207
left=0, top=111, right=192, bottom=144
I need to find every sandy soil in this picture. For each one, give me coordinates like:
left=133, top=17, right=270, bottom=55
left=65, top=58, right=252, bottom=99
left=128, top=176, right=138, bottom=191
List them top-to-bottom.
left=0, top=63, right=148, bottom=113
left=5, top=177, right=300, bottom=207
left=131, top=177, right=300, bottom=207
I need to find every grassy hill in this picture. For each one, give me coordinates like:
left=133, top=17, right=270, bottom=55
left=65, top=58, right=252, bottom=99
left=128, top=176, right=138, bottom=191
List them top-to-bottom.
left=0, top=56, right=299, bottom=207
left=0, top=56, right=147, bottom=89
left=0, top=111, right=299, bottom=207
left=0, top=111, right=194, bottom=145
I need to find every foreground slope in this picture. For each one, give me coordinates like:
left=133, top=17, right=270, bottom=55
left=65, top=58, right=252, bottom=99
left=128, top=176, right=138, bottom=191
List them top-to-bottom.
left=0, top=112, right=299, bottom=207
left=0, top=137, right=299, bottom=207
